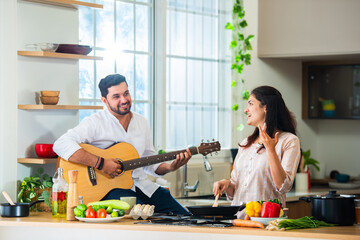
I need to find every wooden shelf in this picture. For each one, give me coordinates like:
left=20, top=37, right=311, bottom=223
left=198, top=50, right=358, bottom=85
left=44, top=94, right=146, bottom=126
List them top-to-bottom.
left=23, top=0, right=103, bottom=9
left=18, top=51, right=103, bottom=60
left=18, top=105, right=103, bottom=110
left=18, top=158, right=58, bottom=164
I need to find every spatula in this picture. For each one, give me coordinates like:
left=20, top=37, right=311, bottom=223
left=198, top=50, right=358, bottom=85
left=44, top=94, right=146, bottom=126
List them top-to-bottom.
left=2, top=191, right=15, bottom=205
left=212, top=193, right=219, bottom=207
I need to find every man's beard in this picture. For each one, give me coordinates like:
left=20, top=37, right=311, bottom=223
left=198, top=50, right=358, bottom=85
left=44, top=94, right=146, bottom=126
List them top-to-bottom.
left=109, top=102, right=131, bottom=116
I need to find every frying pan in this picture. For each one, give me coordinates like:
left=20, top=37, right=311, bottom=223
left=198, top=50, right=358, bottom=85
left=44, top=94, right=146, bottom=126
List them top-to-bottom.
left=0, top=200, right=44, bottom=217
left=186, top=205, right=245, bottom=217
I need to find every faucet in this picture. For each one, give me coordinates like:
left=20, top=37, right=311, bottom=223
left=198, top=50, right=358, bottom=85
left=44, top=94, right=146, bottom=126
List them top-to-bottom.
left=183, top=156, right=213, bottom=197
left=183, top=163, right=199, bottom=197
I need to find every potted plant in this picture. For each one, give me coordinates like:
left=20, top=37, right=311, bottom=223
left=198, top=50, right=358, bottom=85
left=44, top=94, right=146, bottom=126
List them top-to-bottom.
left=295, top=149, right=320, bottom=191
left=17, top=167, right=53, bottom=212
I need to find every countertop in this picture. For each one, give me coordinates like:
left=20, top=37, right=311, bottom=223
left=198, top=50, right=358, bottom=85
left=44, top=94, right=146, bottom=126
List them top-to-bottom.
left=176, top=186, right=360, bottom=206
left=0, top=212, right=359, bottom=240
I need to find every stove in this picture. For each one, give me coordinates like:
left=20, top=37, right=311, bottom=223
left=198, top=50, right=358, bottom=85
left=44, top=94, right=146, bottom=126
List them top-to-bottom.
left=134, top=214, right=235, bottom=228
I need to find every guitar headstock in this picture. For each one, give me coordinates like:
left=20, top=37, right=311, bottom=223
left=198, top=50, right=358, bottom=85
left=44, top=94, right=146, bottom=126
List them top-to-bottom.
left=198, top=140, right=221, bottom=156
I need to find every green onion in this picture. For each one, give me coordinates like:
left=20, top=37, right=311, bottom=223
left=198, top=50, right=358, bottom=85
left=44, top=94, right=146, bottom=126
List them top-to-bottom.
left=277, top=216, right=336, bottom=230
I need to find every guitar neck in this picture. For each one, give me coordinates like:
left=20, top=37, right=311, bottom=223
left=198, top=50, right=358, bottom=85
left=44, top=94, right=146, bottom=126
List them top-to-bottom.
left=122, top=147, right=199, bottom=171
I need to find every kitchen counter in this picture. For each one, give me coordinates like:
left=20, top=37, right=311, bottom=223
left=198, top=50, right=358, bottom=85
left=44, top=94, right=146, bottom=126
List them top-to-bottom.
left=286, top=186, right=360, bottom=202
left=0, top=212, right=359, bottom=240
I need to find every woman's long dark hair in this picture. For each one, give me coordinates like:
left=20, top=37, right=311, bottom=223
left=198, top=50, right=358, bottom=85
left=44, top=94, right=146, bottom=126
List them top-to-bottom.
left=240, top=86, right=297, bottom=149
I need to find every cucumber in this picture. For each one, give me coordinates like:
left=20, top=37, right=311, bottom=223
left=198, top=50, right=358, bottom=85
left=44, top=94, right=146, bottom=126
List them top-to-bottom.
left=87, top=200, right=130, bottom=210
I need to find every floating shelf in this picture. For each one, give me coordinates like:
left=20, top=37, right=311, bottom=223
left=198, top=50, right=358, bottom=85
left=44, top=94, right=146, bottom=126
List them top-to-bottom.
left=23, top=0, right=103, bottom=9
left=18, top=51, right=103, bottom=60
left=18, top=105, right=103, bottom=110
left=18, top=158, right=58, bottom=164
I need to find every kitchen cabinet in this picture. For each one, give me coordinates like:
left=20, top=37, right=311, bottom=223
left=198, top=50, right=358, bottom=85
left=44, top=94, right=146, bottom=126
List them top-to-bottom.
left=258, top=0, right=360, bottom=59
left=302, top=60, right=360, bottom=119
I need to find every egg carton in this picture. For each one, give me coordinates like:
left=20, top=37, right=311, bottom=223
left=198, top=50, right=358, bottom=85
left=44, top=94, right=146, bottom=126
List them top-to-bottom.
left=129, top=204, right=155, bottom=220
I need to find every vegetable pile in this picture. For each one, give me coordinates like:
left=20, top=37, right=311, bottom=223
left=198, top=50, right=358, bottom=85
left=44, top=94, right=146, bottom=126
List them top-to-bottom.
left=245, top=199, right=284, bottom=218
left=74, top=200, right=130, bottom=219
left=266, top=216, right=336, bottom=231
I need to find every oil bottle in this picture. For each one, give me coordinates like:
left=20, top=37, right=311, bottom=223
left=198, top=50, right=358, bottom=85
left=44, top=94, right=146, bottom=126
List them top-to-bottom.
left=52, top=167, right=69, bottom=218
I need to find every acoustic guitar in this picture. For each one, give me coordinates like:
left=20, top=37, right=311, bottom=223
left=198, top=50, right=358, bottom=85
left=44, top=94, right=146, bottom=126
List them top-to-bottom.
left=58, top=141, right=220, bottom=203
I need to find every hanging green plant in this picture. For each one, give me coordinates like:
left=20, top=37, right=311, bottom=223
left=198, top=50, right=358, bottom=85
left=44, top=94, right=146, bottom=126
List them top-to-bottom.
left=225, top=0, right=254, bottom=131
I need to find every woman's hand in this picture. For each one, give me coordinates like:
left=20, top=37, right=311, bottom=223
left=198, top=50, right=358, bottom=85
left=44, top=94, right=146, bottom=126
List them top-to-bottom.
left=258, top=123, right=279, bottom=150
left=213, top=179, right=231, bottom=197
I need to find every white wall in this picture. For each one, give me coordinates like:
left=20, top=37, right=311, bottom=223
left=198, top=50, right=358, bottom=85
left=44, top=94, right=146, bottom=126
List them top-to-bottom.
left=0, top=0, right=18, bottom=202
left=0, top=0, right=81, bottom=202
left=239, top=0, right=360, bottom=177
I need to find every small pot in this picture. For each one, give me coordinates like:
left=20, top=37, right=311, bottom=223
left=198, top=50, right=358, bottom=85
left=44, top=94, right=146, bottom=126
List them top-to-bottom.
left=300, top=190, right=356, bottom=226
left=0, top=200, right=44, bottom=217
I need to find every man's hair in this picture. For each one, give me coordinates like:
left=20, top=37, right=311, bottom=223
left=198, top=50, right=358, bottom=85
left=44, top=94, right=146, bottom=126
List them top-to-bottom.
left=98, top=74, right=128, bottom=98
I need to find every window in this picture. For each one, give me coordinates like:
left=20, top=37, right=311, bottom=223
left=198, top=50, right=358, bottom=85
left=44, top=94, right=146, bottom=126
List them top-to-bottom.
left=79, top=0, right=231, bottom=150
left=79, top=0, right=154, bottom=125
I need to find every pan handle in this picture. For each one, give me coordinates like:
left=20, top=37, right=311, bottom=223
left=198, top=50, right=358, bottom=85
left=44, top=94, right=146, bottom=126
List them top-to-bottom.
left=29, top=199, right=44, bottom=208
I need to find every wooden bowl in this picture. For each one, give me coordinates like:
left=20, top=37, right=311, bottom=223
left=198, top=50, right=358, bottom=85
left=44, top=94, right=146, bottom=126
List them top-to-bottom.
left=56, top=44, right=92, bottom=55
left=40, top=90, right=60, bottom=97
left=40, top=96, right=59, bottom=105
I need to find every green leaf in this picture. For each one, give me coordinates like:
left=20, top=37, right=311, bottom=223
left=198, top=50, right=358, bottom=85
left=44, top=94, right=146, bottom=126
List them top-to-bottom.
left=237, top=10, right=245, bottom=19
left=239, top=20, right=248, bottom=28
left=225, top=22, right=233, bottom=30
left=238, top=33, right=244, bottom=41
left=245, top=35, right=254, bottom=42
left=230, top=40, right=237, bottom=48
left=244, top=53, right=251, bottom=65
left=235, top=55, right=241, bottom=63
left=231, top=64, right=237, bottom=70
left=237, top=64, right=244, bottom=74
left=241, top=79, right=245, bottom=84
left=231, top=80, right=237, bottom=88
left=242, top=90, right=250, bottom=100
left=232, top=104, right=239, bottom=111
left=236, top=124, right=245, bottom=131
left=158, top=149, right=166, bottom=154
left=302, top=150, right=311, bottom=159
left=37, top=167, right=44, bottom=175
left=18, top=188, right=24, bottom=200
left=29, top=192, right=36, bottom=199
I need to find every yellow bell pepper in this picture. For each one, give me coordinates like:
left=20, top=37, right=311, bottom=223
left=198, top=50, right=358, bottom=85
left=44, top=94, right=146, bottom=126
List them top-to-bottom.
left=244, top=201, right=262, bottom=217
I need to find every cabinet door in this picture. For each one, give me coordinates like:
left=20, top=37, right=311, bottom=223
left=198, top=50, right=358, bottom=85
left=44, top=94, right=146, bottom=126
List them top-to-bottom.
left=258, top=0, right=360, bottom=58
left=302, top=61, right=360, bottom=120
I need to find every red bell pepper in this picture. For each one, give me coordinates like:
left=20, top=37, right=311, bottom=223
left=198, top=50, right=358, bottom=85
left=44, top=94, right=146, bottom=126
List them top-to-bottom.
left=260, top=201, right=281, bottom=218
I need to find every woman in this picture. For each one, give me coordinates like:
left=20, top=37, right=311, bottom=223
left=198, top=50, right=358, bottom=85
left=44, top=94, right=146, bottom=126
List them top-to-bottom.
left=213, top=86, right=301, bottom=219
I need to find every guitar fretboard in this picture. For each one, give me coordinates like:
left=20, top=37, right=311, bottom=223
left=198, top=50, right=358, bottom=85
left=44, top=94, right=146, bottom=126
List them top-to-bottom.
left=122, top=147, right=198, bottom=171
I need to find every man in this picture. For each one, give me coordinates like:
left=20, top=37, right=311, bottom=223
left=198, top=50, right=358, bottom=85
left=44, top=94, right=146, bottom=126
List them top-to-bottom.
left=53, top=74, right=191, bottom=214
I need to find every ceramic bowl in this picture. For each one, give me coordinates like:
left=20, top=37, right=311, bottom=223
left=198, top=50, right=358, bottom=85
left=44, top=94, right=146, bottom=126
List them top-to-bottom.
left=56, top=44, right=92, bottom=55
left=40, top=90, right=60, bottom=97
left=40, top=96, right=59, bottom=105
left=35, top=144, right=57, bottom=158
left=335, top=173, right=350, bottom=183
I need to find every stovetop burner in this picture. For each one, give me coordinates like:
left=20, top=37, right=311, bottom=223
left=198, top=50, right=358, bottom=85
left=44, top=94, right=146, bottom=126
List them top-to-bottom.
left=134, top=213, right=235, bottom=228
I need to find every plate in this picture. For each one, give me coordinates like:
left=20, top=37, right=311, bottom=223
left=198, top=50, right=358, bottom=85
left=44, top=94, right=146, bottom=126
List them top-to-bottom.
left=328, top=181, right=360, bottom=189
left=75, top=216, right=124, bottom=223
left=250, top=216, right=288, bottom=226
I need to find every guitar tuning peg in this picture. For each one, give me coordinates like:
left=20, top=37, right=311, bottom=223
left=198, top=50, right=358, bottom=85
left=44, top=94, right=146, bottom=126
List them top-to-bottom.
left=212, top=138, right=215, bottom=141
left=201, top=139, right=204, bottom=143
left=207, top=139, right=210, bottom=142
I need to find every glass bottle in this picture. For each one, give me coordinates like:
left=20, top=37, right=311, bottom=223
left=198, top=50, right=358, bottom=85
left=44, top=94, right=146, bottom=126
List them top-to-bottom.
left=52, top=168, right=69, bottom=218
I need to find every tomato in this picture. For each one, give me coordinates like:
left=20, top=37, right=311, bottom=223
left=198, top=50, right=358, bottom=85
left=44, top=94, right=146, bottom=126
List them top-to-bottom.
left=85, top=206, right=96, bottom=218
left=96, top=208, right=107, bottom=218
